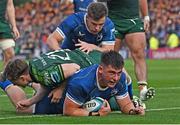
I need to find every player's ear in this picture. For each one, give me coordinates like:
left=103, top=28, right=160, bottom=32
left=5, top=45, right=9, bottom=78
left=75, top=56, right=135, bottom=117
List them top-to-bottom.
left=98, top=65, right=103, bottom=74
left=19, top=75, right=26, bottom=82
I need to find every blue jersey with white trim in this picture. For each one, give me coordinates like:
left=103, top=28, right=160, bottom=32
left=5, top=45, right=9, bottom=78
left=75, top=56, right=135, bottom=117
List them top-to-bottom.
left=73, top=0, right=97, bottom=12
left=56, top=12, right=115, bottom=50
left=34, top=64, right=127, bottom=114
left=66, top=64, right=128, bottom=106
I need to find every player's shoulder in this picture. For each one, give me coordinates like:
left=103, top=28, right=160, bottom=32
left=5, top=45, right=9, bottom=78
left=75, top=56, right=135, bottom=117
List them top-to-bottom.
left=62, top=12, right=85, bottom=28
left=68, top=12, right=85, bottom=22
left=103, top=17, right=114, bottom=29
left=105, top=17, right=114, bottom=24
left=69, top=64, right=98, bottom=83
left=116, top=72, right=127, bottom=88
left=119, top=72, right=127, bottom=82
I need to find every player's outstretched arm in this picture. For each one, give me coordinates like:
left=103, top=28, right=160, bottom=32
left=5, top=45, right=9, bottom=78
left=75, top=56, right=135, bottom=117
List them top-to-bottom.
left=46, top=31, right=64, bottom=50
left=6, top=85, right=34, bottom=114
left=16, top=85, right=48, bottom=110
left=117, top=95, right=145, bottom=115
left=63, top=97, right=111, bottom=116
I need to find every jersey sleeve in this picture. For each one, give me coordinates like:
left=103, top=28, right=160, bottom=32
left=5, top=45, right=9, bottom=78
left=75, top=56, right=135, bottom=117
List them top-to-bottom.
left=56, top=14, right=77, bottom=39
left=101, top=17, right=116, bottom=45
left=115, top=72, right=129, bottom=99
left=0, top=80, right=13, bottom=91
left=66, top=82, right=87, bottom=106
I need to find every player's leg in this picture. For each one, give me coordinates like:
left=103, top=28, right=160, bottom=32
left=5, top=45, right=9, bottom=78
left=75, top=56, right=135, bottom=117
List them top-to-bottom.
left=126, top=18, right=155, bottom=101
left=125, top=32, right=155, bottom=101
left=114, top=38, right=122, bottom=52
left=0, top=39, right=15, bottom=67
left=34, top=89, right=63, bottom=114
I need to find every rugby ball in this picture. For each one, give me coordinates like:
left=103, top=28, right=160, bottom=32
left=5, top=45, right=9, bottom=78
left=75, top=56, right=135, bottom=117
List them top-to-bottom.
left=83, top=97, right=105, bottom=112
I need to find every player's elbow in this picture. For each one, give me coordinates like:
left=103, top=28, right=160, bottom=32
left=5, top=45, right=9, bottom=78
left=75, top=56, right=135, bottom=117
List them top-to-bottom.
left=46, top=35, right=54, bottom=47
left=47, top=35, right=61, bottom=50
left=15, top=109, right=31, bottom=114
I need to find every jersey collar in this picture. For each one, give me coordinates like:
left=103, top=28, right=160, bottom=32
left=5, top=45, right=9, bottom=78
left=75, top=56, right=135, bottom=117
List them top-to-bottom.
left=84, top=13, right=92, bottom=34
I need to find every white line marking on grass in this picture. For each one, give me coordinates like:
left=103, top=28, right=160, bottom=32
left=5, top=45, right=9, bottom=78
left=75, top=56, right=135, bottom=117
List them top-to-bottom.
left=157, top=87, right=180, bottom=90
left=0, top=94, right=32, bottom=97
left=1, top=107, right=180, bottom=120
left=112, top=107, right=180, bottom=114
left=146, top=107, right=180, bottom=111
left=0, top=114, right=61, bottom=120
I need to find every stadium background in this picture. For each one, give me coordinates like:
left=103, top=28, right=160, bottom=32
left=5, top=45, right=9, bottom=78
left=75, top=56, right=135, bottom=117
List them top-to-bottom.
left=2, top=0, right=179, bottom=60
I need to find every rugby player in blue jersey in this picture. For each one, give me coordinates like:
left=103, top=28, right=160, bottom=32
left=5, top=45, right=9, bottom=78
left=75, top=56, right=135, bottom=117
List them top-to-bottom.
left=47, top=1, right=135, bottom=102
left=47, top=2, right=115, bottom=53
left=16, top=51, right=145, bottom=116
left=63, top=51, right=145, bottom=116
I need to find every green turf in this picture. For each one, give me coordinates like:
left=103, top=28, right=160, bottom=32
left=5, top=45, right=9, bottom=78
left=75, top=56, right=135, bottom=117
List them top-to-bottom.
left=0, top=59, right=180, bottom=124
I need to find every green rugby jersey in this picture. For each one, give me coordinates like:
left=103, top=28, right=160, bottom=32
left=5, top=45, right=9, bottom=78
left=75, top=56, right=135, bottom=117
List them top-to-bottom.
left=108, top=0, right=139, bottom=19
left=29, top=49, right=102, bottom=87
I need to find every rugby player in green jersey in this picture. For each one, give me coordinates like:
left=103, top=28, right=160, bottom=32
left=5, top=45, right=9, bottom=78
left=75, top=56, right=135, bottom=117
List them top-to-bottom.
left=0, top=0, right=20, bottom=69
left=107, top=0, right=155, bottom=101
left=0, top=48, right=102, bottom=108
left=2, top=48, right=101, bottom=87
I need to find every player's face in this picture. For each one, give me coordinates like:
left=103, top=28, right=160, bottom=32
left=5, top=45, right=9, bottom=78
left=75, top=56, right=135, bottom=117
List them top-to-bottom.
left=86, top=16, right=105, bottom=34
left=99, top=65, right=122, bottom=88
left=14, top=75, right=30, bottom=88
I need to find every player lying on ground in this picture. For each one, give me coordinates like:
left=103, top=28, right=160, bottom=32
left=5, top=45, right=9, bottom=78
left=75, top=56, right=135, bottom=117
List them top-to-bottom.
left=0, top=49, right=143, bottom=114
left=16, top=50, right=145, bottom=116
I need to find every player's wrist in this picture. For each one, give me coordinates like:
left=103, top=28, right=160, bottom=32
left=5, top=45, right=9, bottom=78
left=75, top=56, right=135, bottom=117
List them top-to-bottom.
left=144, top=16, right=150, bottom=22
left=0, top=79, right=13, bottom=91
left=27, top=82, right=33, bottom=87
left=128, top=109, right=137, bottom=115
left=88, top=112, right=100, bottom=116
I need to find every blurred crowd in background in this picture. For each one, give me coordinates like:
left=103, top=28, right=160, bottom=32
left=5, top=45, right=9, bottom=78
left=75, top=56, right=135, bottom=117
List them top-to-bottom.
left=13, top=0, right=180, bottom=58
left=148, top=0, right=180, bottom=50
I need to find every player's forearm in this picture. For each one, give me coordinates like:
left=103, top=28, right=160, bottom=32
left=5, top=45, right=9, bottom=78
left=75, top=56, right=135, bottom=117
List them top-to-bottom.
left=7, top=0, right=17, bottom=28
left=139, top=0, right=149, bottom=17
left=47, top=36, right=61, bottom=50
left=28, top=82, right=40, bottom=92
left=4, top=84, right=34, bottom=114
left=29, top=85, right=47, bottom=105
left=120, top=101, right=145, bottom=115
left=121, top=101, right=136, bottom=114
left=16, top=105, right=34, bottom=114
left=64, top=107, right=90, bottom=116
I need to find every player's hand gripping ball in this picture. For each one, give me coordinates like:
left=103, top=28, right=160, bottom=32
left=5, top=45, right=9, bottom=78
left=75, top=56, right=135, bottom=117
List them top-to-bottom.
left=83, top=97, right=106, bottom=112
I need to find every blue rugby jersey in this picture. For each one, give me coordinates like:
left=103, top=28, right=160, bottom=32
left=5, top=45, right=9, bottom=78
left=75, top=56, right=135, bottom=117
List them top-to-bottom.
left=56, top=13, right=115, bottom=50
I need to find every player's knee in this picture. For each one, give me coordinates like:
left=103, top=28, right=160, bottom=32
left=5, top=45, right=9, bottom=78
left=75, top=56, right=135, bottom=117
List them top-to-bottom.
left=3, top=48, right=15, bottom=61
left=131, top=50, right=145, bottom=60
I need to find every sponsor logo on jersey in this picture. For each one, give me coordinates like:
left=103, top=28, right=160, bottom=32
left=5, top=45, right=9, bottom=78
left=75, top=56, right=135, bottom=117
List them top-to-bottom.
left=78, top=31, right=85, bottom=37
left=96, top=33, right=103, bottom=41
left=110, top=89, right=118, bottom=96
